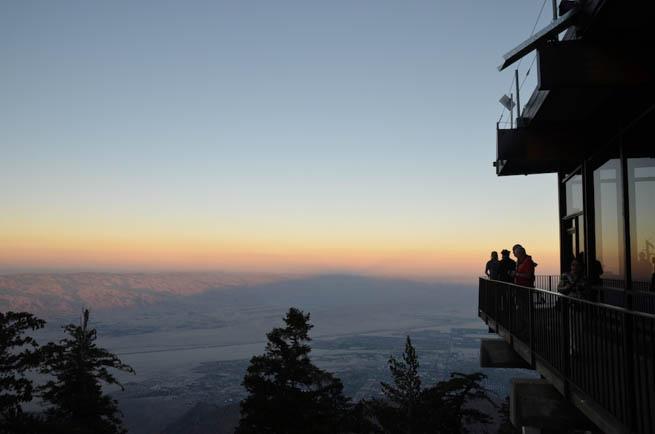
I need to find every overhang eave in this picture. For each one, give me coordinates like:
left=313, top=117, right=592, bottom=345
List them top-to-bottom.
left=494, top=126, right=592, bottom=176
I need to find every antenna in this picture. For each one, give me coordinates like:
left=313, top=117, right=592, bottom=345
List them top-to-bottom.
left=552, top=0, right=558, bottom=21
left=515, top=69, right=521, bottom=120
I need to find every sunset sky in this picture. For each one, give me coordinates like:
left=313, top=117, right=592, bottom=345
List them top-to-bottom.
left=1, top=1, right=560, bottom=280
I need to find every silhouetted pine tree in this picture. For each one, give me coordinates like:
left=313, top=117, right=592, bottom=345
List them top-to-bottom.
left=236, top=307, right=352, bottom=434
left=39, top=309, right=134, bottom=434
left=0, top=312, right=46, bottom=434
left=377, top=336, right=421, bottom=434
left=371, top=337, right=494, bottom=434
left=421, top=372, right=494, bottom=433
left=343, top=400, right=383, bottom=434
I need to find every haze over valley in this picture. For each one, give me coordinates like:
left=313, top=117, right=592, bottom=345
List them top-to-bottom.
left=1, top=272, right=533, bottom=433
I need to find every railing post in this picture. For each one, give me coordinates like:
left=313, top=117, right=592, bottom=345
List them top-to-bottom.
left=549, top=275, right=552, bottom=291
left=481, top=278, right=484, bottom=315
left=489, top=284, right=500, bottom=324
left=508, top=285, right=513, bottom=341
left=529, top=287, right=535, bottom=368
left=561, top=297, right=571, bottom=397
left=623, top=311, right=636, bottom=432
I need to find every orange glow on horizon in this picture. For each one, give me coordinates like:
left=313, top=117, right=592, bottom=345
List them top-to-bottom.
left=1, top=203, right=560, bottom=281
left=1, top=232, right=560, bottom=283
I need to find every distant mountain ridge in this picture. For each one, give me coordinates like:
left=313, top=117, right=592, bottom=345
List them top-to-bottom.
left=0, top=272, right=303, bottom=314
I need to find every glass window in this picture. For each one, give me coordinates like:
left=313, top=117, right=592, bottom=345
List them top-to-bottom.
left=627, top=157, right=655, bottom=287
left=594, top=159, right=624, bottom=279
left=562, top=173, right=584, bottom=272
left=565, top=174, right=583, bottom=216
left=578, top=216, right=585, bottom=260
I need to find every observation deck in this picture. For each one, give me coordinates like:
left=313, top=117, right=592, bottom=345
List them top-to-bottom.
left=479, top=277, right=655, bottom=433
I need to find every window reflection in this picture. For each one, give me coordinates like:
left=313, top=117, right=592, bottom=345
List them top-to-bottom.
left=628, top=157, right=655, bottom=288
left=594, top=159, right=624, bottom=279
left=565, top=174, right=583, bottom=216
left=578, top=216, right=584, bottom=260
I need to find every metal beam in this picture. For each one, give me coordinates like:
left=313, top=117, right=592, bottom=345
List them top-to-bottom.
left=498, top=8, right=579, bottom=72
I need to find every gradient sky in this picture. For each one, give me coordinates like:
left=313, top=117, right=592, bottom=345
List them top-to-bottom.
left=1, top=0, right=561, bottom=280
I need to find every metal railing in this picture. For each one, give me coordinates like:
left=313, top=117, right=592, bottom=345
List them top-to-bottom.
left=523, top=274, right=655, bottom=314
left=530, top=274, right=653, bottom=293
left=534, top=274, right=561, bottom=291
left=479, top=277, right=655, bottom=433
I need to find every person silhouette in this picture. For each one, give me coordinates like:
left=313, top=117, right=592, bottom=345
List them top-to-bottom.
left=496, top=249, right=516, bottom=283
left=485, top=251, right=499, bottom=280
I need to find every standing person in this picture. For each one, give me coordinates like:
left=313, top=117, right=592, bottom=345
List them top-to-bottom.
left=510, top=244, right=536, bottom=287
left=496, top=249, right=516, bottom=283
left=485, top=251, right=499, bottom=280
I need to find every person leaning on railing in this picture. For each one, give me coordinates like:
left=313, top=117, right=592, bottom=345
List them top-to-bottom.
left=485, top=251, right=499, bottom=280
left=557, top=259, right=590, bottom=300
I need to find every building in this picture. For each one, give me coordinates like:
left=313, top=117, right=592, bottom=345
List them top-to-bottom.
left=478, top=1, right=654, bottom=432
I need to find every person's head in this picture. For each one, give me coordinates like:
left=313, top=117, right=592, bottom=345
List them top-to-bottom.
left=513, top=245, right=526, bottom=260
left=501, top=249, right=510, bottom=258
left=491, top=251, right=498, bottom=260
left=570, top=259, right=584, bottom=275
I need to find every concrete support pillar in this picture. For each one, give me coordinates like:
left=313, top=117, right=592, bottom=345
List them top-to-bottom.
left=480, top=339, right=531, bottom=369
left=510, top=379, right=594, bottom=432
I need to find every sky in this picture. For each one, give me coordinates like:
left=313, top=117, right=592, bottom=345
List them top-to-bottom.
left=1, top=0, right=561, bottom=280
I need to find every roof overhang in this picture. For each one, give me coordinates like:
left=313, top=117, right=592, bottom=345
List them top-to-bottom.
left=498, top=7, right=579, bottom=71
left=537, top=40, right=655, bottom=89
left=495, top=126, right=592, bottom=176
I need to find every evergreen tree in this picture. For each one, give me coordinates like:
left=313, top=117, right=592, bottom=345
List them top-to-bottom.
left=236, top=307, right=352, bottom=434
left=39, top=309, right=134, bottom=434
left=0, top=312, right=46, bottom=434
left=378, top=336, right=422, bottom=434
left=381, top=336, right=421, bottom=411
left=371, top=337, right=494, bottom=434
left=421, top=372, right=494, bottom=433
left=343, top=400, right=383, bottom=434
